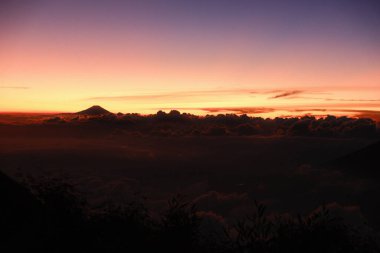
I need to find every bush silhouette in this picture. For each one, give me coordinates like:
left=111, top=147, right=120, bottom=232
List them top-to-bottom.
left=1, top=175, right=379, bottom=252
left=159, top=195, right=201, bottom=252
left=89, top=200, right=154, bottom=252
left=232, top=201, right=274, bottom=252
left=229, top=203, right=379, bottom=253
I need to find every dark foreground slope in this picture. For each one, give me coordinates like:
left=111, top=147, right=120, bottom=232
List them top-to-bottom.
left=331, top=140, right=380, bottom=231
left=333, top=140, right=380, bottom=177
left=0, top=171, right=43, bottom=250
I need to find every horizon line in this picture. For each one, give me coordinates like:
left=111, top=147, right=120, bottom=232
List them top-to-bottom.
left=1, top=107, right=380, bottom=122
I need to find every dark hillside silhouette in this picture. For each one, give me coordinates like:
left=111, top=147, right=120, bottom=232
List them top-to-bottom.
left=331, top=140, right=380, bottom=231
left=332, top=141, right=380, bottom=177
left=0, top=171, right=43, bottom=250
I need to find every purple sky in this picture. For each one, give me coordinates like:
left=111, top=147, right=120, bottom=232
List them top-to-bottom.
left=1, top=0, right=379, bottom=117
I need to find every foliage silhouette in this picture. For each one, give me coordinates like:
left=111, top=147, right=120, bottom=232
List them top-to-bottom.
left=1, top=174, right=379, bottom=252
left=160, top=195, right=201, bottom=252
left=230, top=202, right=379, bottom=253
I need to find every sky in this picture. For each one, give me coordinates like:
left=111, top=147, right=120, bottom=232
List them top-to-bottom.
left=1, top=0, right=380, bottom=119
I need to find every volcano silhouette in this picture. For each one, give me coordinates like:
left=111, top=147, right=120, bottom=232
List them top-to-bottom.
left=77, top=105, right=111, bottom=116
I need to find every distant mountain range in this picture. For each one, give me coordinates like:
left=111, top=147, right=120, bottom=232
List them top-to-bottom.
left=76, top=105, right=112, bottom=116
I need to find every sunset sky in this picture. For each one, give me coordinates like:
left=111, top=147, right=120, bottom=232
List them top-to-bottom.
left=1, top=0, right=379, bottom=119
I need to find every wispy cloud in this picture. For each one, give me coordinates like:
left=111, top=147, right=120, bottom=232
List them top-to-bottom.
left=0, top=86, right=29, bottom=89
left=85, top=88, right=380, bottom=121
left=86, top=88, right=317, bottom=102
left=86, top=89, right=257, bottom=101
left=269, top=90, right=304, bottom=99
left=89, top=94, right=172, bottom=101
left=277, top=94, right=380, bottom=102
left=324, top=98, right=380, bottom=102
left=155, top=106, right=276, bottom=114
left=199, top=107, right=276, bottom=114
left=287, top=108, right=380, bottom=121
left=289, top=108, right=328, bottom=112
left=352, top=110, right=380, bottom=121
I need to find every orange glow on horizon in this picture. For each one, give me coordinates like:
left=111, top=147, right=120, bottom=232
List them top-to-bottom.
left=1, top=2, right=379, bottom=119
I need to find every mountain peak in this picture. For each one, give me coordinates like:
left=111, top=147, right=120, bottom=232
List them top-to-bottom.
left=77, top=105, right=111, bottom=115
